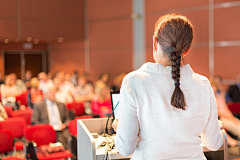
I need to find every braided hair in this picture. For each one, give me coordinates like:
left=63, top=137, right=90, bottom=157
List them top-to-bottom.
left=154, top=13, right=193, bottom=110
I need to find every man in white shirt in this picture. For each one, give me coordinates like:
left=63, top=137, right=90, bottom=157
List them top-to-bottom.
left=38, top=72, right=53, bottom=93
left=53, top=77, right=73, bottom=104
left=31, top=85, right=70, bottom=148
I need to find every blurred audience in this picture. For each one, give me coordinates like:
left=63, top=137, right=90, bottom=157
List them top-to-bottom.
left=24, top=70, right=32, bottom=89
left=71, top=70, right=79, bottom=86
left=56, top=71, right=74, bottom=95
left=38, top=72, right=53, bottom=93
left=47, top=72, right=53, bottom=80
left=10, top=73, right=26, bottom=93
left=95, top=73, right=110, bottom=88
left=112, top=73, right=126, bottom=92
left=227, top=73, right=240, bottom=103
left=74, top=74, right=94, bottom=102
left=1, top=75, right=19, bottom=110
left=211, top=75, right=240, bottom=149
left=28, top=77, right=44, bottom=108
left=53, top=77, right=73, bottom=104
left=91, top=82, right=111, bottom=117
left=31, top=85, right=70, bottom=148
left=0, top=104, right=8, bottom=121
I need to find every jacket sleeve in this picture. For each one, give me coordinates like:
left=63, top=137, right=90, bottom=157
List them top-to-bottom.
left=115, top=77, right=139, bottom=156
left=201, top=87, right=223, bottom=150
left=31, top=103, right=42, bottom=125
left=62, top=103, right=70, bottom=126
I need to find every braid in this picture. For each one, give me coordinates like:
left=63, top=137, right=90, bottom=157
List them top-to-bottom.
left=154, top=13, right=193, bottom=110
left=170, top=51, right=186, bottom=110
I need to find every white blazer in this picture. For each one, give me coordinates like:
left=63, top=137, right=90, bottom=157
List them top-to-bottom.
left=115, top=62, right=223, bottom=160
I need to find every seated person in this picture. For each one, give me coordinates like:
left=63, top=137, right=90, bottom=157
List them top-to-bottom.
left=24, top=70, right=32, bottom=89
left=56, top=71, right=75, bottom=95
left=38, top=72, right=53, bottom=93
left=9, top=73, right=26, bottom=93
left=227, top=73, right=240, bottom=102
left=73, top=74, right=94, bottom=102
left=1, top=75, right=20, bottom=110
left=211, top=76, right=240, bottom=154
left=28, top=77, right=44, bottom=108
left=53, top=77, right=73, bottom=104
left=91, top=82, right=111, bottom=117
left=31, top=86, right=70, bottom=148
left=0, top=103, right=8, bottom=121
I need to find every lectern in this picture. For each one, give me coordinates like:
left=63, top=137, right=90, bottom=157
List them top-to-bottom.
left=77, top=118, right=228, bottom=160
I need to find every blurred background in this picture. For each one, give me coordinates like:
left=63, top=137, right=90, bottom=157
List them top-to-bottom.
left=0, top=0, right=239, bottom=84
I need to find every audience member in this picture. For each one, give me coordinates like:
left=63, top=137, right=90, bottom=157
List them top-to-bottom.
left=24, top=70, right=32, bottom=89
left=71, top=70, right=79, bottom=86
left=56, top=71, right=74, bottom=94
left=38, top=72, right=53, bottom=93
left=47, top=72, right=53, bottom=80
left=9, top=73, right=26, bottom=93
left=95, top=73, right=110, bottom=87
left=227, top=73, right=240, bottom=102
left=74, top=74, right=94, bottom=102
left=1, top=75, right=20, bottom=110
left=211, top=76, right=240, bottom=154
left=28, top=77, right=44, bottom=108
left=53, top=77, right=73, bottom=104
left=91, top=82, right=111, bottom=117
left=31, top=86, right=70, bottom=148
left=0, top=103, right=8, bottom=121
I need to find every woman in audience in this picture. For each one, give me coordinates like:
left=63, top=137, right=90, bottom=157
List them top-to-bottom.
left=112, top=13, right=222, bottom=159
left=95, top=73, right=110, bottom=88
left=111, top=73, right=126, bottom=92
left=74, top=74, right=94, bottom=102
left=1, top=75, right=20, bottom=110
left=211, top=76, right=240, bottom=155
left=29, top=77, right=44, bottom=103
left=91, top=82, right=111, bottom=117
left=0, top=103, right=8, bottom=121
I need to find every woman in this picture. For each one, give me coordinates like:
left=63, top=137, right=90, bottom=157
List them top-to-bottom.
left=112, top=13, right=222, bottom=160
left=210, top=75, right=240, bottom=155
left=91, top=81, right=111, bottom=118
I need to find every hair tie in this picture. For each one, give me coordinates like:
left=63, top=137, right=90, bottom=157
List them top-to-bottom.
left=174, top=81, right=180, bottom=86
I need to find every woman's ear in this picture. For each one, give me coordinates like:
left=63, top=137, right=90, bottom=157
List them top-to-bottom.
left=153, top=37, right=158, bottom=52
left=182, top=47, right=190, bottom=57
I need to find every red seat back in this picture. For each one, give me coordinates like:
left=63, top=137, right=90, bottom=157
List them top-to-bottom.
left=15, top=93, right=28, bottom=106
left=66, top=102, right=85, bottom=116
left=228, top=103, right=240, bottom=114
left=3, top=106, right=13, bottom=117
left=11, top=110, right=33, bottom=125
left=68, top=115, right=92, bottom=136
left=0, top=117, right=26, bottom=138
left=24, top=124, right=56, bottom=146
left=0, top=130, right=13, bottom=153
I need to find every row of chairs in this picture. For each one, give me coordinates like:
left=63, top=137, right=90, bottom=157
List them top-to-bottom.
left=0, top=115, right=92, bottom=160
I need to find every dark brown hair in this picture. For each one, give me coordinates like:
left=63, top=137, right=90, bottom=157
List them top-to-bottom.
left=154, top=13, right=193, bottom=110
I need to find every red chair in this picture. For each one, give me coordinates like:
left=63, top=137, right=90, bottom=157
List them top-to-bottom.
left=15, top=93, right=28, bottom=106
left=66, top=102, right=85, bottom=116
left=228, top=102, right=240, bottom=114
left=3, top=106, right=13, bottom=118
left=11, top=110, right=33, bottom=125
left=68, top=115, right=92, bottom=136
left=0, top=117, right=26, bottom=150
left=24, top=124, right=72, bottom=160
left=0, top=130, right=25, bottom=160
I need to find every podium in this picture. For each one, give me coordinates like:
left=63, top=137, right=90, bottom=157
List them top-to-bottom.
left=77, top=118, right=228, bottom=160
